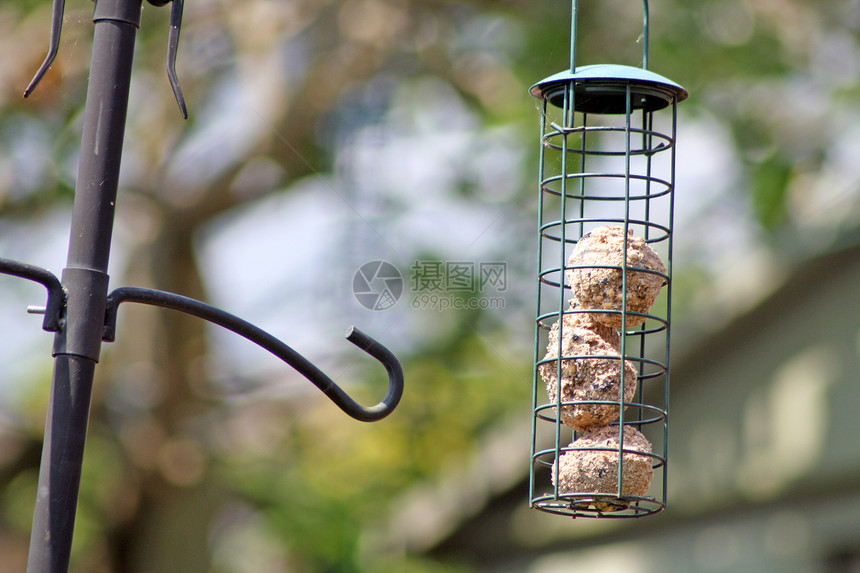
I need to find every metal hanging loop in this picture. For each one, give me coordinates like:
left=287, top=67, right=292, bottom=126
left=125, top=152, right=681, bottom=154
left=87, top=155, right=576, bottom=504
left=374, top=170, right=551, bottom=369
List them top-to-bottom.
left=570, top=0, right=650, bottom=72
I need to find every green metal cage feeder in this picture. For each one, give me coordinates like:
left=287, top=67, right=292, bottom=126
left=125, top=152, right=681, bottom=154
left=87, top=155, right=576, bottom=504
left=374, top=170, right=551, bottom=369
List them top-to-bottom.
left=529, top=0, right=688, bottom=518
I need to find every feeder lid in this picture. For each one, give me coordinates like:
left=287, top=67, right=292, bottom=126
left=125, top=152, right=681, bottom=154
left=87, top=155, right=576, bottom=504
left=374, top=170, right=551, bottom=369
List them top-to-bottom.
left=530, top=64, right=689, bottom=114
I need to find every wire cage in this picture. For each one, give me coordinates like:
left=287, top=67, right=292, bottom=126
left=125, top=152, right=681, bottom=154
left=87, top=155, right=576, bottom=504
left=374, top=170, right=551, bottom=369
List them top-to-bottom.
left=529, top=0, right=688, bottom=518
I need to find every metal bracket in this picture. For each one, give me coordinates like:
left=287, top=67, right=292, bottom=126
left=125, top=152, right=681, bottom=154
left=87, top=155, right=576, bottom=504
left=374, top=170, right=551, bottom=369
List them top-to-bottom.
left=0, top=258, right=403, bottom=422
left=103, top=287, right=403, bottom=422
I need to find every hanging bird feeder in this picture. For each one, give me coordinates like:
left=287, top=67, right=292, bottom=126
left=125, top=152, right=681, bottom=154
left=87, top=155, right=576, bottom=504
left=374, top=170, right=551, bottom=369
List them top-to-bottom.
left=530, top=0, right=688, bottom=518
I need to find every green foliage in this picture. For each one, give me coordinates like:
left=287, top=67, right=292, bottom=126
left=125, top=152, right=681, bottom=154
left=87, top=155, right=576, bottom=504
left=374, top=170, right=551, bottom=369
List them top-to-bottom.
left=751, top=152, right=793, bottom=231
left=218, top=315, right=530, bottom=571
left=2, top=469, right=37, bottom=535
left=370, top=554, right=476, bottom=573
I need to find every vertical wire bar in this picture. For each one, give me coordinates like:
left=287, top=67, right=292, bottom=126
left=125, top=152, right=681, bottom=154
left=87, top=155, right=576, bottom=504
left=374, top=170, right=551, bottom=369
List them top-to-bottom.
left=570, top=0, right=578, bottom=73
left=642, top=0, right=650, bottom=70
left=617, top=83, right=634, bottom=501
left=554, top=89, right=574, bottom=502
left=530, top=98, right=550, bottom=507
left=662, top=99, right=678, bottom=509
left=640, top=108, right=655, bottom=512
left=637, top=109, right=653, bottom=427
left=642, top=111, right=652, bottom=239
left=579, top=114, right=587, bottom=238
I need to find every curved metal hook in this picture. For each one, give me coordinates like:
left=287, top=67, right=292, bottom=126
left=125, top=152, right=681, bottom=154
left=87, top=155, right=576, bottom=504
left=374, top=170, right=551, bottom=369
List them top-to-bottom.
left=24, top=0, right=66, bottom=98
left=147, top=0, right=188, bottom=118
left=166, top=0, right=188, bottom=118
left=0, top=258, right=65, bottom=332
left=104, top=287, right=403, bottom=422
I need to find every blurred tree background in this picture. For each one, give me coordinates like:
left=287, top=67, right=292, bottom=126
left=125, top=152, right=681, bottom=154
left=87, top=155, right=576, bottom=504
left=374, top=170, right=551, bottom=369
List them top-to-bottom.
left=1, top=0, right=859, bottom=571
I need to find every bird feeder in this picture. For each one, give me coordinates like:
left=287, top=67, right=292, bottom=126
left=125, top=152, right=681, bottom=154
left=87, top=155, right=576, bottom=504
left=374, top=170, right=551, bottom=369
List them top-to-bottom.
left=530, top=0, right=688, bottom=518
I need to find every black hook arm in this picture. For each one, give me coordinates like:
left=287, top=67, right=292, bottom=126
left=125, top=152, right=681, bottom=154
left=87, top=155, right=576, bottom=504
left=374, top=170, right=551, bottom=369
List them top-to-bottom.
left=24, top=0, right=66, bottom=98
left=25, top=0, right=189, bottom=117
left=148, top=0, right=188, bottom=118
left=166, top=0, right=188, bottom=118
left=0, top=258, right=65, bottom=332
left=104, top=287, right=404, bottom=422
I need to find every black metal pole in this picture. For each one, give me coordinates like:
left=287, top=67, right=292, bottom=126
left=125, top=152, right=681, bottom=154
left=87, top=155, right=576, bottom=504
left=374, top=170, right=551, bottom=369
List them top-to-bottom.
left=27, top=0, right=141, bottom=570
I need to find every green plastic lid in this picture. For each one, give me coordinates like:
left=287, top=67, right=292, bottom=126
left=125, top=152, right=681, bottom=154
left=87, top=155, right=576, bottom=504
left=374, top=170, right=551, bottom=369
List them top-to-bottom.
left=530, top=64, right=688, bottom=114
